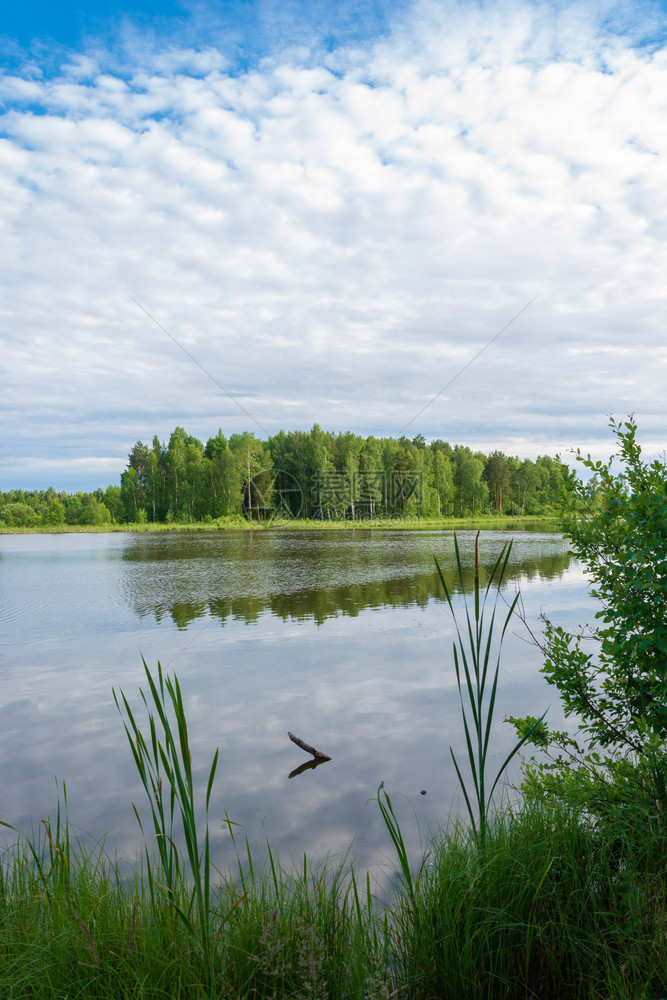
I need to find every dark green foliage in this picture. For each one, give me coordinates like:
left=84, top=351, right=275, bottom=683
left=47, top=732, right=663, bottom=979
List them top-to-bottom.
left=510, top=416, right=667, bottom=870
left=556, top=417, right=667, bottom=744
left=512, top=418, right=667, bottom=744
left=1, top=427, right=565, bottom=527
left=78, top=496, right=112, bottom=525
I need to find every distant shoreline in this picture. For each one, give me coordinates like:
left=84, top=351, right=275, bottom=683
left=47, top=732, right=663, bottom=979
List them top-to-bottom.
left=0, top=515, right=559, bottom=535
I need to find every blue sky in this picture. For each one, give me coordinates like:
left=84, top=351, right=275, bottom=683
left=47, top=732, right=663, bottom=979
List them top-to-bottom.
left=2, top=0, right=667, bottom=490
left=2, top=0, right=405, bottom=71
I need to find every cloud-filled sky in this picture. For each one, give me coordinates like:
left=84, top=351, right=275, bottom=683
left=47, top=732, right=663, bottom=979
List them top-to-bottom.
left=2, top=0, right=666, bottom=490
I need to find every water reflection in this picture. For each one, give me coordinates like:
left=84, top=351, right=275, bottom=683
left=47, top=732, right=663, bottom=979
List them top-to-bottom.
left=0, top=528, right=583, bottom=879
left=120, top=529, right=572, bottom=629
left=289, top=758, right=331, bottom=780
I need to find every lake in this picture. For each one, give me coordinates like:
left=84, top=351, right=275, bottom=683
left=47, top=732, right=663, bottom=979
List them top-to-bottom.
left=0, top=527, right=591, bottom=875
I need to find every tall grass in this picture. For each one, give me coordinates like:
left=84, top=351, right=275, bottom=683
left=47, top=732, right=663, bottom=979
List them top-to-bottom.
left=435, top=531, right=545, bottom=846
left=113, top=658, right=222, bottom=990
left=0, top=795, right=387, bottom=998
left=2, top=795, right=664, bottom=998
left=388, top=800, right=667, bottom=1000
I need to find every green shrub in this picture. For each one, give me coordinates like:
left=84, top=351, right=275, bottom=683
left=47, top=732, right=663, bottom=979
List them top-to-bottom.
left=511, top=416, right=667, bottom=846
left=42, top=500, right=66, bottom=526
left=0, top=501, right=40, bottom=527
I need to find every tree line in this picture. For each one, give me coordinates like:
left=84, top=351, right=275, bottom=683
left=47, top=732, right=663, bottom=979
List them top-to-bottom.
left=0, top=426, right=565, bottom=527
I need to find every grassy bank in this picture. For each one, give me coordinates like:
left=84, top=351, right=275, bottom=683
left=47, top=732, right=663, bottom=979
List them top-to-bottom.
left=0, top=514, right=558, bottom=535
left=2, top=797, right=664, bottom=999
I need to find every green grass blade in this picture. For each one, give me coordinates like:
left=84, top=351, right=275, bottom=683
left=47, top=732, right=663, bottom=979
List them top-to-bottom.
left=450, top=749, right=478, bottom=839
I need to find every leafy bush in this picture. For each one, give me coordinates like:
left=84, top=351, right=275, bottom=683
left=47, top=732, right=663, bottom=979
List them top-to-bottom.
left=511, top=417, right=667, bottom=835
left=78, top=498, right=112, bottom=525
left=42, top=500, right=66, bottom=526
left=0, top=501, right=40, bottom=527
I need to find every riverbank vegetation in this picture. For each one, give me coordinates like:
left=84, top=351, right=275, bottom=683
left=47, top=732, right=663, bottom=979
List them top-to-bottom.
left=510, top=416, right=667, bottom=888
left=2, top=418, right=665, bottom=997
left=0, top=425, right=564, bottom=529
left=0, top=514, right=558, bottom=534
left=2, top=793, right=664, bottom=999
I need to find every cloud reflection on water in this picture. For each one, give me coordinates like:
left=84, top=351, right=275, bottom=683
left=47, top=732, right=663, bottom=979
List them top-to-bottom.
left=0, top=528, right=584, bottom=876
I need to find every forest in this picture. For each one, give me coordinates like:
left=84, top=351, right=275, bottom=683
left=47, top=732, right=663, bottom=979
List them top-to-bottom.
left=0, top=425, right=564, bottom=527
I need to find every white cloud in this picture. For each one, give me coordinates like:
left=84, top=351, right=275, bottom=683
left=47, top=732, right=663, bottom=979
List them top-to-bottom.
left=1, top=0, right=666, bottom=489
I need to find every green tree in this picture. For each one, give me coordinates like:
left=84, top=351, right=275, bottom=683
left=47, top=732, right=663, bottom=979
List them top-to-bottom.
left=512, top=418, right=667, bottom=828
left=548, top=419, right=667, bottom=745
left=305, top=425, right=335, bottom=519
left=166, top=428, right=203, bottom=521
left=166, top=428, right=186, bottom=518
left=268, top=429, right=314, bottom=518
left=265, top=430, right=307, bottom=519
left=204, top=431, right=243, bottom=517
left=334, top=431, right=363, bottom=519
left=229, top=432, right=273, bottom=522
left=380, top=436, right=423, bottom=516
left=396, top=436, right=424, bottom=516
left=358, top=437, right=384, bottom=518
left=128, top=441, right=151, bottom=506
left=144, top=441, right=165, bottom=522
left=182, top=442, right=204, bottom=521
left=429, top=445, right=455, bottom=517
left=484, top=450, right=512, bottom=513
left=455, top=454, right=487, bottom=515
left=534, top=454, right=564, bottom=511
left=513, top=458, right=540, bottom=515
left=120, top=467, right=140, bottom=522
left=104, top=484, right=123, bottom=523
left=63, top=493, right=85, bottom=524
left=79, top=497, right=112, bottom=525
left=42, top=500, right=66, bottom=526
left=1, top=502, right=40, bottom=527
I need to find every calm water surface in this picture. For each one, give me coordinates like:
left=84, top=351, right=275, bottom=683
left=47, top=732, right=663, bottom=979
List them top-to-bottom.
left=0, top=528, right=590, bottom=873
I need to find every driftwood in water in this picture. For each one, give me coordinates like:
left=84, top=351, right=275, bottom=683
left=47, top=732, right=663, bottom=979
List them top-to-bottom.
left=288, top=731, right=332, bottom=761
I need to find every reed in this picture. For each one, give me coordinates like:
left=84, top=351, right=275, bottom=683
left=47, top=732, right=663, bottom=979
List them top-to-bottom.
left=434, top=531, right=545, bottom=846
left=113, top=657, right=222, bottom=992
